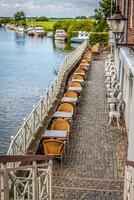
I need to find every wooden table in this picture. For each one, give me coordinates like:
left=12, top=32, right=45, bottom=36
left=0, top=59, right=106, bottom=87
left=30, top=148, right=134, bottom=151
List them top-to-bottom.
left=68, top=87, right=82, bottom=92
left=61, top=97, right=78, bottom=103
left=53, top=111, right=73, bottom=119
left=43, top=130, right=68, bottom=139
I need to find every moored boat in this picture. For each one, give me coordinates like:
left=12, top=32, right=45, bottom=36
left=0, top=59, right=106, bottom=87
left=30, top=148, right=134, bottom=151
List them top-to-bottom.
left=16, top=26, right=25, bottom=33
left=34, top=26, right=46, bottom=37
left=54, top=29, right=67, bottom=41
left=71, top=31, right=90, bottom=43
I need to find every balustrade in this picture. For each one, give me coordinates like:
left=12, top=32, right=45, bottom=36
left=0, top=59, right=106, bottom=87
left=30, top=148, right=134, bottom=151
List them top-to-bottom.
left=0, top=155, right=52, bottom=200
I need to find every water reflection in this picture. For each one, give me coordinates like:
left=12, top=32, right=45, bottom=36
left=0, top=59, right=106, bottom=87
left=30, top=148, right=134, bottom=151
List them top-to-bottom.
left=15, top=32, right=26, bottom=46
left=53, top=39, right=75, bottom=51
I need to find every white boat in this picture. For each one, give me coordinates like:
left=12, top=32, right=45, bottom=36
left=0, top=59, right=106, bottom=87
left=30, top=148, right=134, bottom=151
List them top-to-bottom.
left=16, top=26, right=25, bottom=33
left=34, top=27, right=45, bottom=36
left=26, top=28, right=35, bottom=36
left=54, top=29, right=67, bottom=41
left=71, top=31, right=90, bottom=43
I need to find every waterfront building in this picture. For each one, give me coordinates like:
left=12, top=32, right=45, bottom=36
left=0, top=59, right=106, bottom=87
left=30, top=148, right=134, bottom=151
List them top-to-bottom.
left=111, top=0, right=134, bottom=199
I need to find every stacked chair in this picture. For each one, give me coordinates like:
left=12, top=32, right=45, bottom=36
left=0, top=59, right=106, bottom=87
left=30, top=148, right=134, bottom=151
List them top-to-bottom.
left=42, top=46, right=93, bottom=165
left=104, top=54, right=123, bottom=127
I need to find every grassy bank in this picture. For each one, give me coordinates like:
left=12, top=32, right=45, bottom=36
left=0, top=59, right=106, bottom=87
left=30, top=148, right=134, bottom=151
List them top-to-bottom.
left=26, top=21, right=56, bottom=31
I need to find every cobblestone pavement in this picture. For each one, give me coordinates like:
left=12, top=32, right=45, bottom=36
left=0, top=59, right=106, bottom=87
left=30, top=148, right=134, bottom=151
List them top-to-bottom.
left=52, top=52, right=127, bottom=200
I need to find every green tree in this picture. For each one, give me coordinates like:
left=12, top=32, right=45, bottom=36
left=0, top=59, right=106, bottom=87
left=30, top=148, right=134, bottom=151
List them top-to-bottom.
left=94, top=0, right=116, bottom=31
left=14, top=11, right=26, bottom=26
left=35, top=16, right=49, bottom=21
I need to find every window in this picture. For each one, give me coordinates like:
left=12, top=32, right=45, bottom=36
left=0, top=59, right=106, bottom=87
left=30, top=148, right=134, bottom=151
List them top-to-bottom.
left=130, top=0, right=134, bottom=29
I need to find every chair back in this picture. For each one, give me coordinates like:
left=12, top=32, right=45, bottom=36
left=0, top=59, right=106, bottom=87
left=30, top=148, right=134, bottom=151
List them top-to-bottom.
left=79, top=65, right=88, bottom=71
left=76, top=69, right=85, bottom=74
left=73, top=74, right=84, bottom=80
left=69, top=81, right=81, bottom=87
left=64, top=90, right=78, bottom=98
left=117, top=91, right=122, bottom=100
left=58, top=102, right=74, bottom=112
left=51, top=119, right=70, bottom=131
left=43, top=139, right=64, bottom=155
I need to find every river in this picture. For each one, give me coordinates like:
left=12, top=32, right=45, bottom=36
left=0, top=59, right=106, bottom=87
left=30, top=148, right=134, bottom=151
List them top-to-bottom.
left=0, top=28, right=76, bottom=154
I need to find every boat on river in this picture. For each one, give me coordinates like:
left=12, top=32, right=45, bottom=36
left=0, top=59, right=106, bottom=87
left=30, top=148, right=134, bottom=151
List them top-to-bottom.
left=16, top=26, right=25, bottom=33
left=26, top=27, right=45, bottom=37
left=34, top=27, right=46, bottom=36
left=54, top=29, right=67, bottom=41
left=71, top=31, right=90, bottom=43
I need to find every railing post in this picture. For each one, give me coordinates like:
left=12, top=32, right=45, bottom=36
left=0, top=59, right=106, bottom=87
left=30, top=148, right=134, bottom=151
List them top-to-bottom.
left=40, top=96, right=43, bottom=123
left=32, top=106, right=36, bottom=134
left=23, top=118, right=26, bottom=152
left=32, top=160, right=38, bottom=200
left=49, top=160, right=52, bottom=200
left=1, top=163, right=9, bottom=200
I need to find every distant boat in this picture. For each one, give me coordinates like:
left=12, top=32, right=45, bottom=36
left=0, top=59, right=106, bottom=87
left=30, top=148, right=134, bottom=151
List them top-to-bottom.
left=4, top=24, right=16, bottom=30
left=16, top=26, right=25, bottom=33
left=34, top=27, right=45, bottom=37
left=26, top=28, right=35, bottom=36
left=54, top=29, right=67, bottom=41
left=71, top=31, right=90, bottom=43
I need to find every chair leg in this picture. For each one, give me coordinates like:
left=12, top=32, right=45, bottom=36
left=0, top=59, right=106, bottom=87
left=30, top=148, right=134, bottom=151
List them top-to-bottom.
left=108, top=116, right=112, bottom=126
left=116, top=116, right=120, bottom=128
left=61, top=156, right=63, bottom=167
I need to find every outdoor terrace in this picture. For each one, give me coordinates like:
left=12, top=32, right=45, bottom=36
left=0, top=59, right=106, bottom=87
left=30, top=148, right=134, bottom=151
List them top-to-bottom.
left=52, top=51, right=127, bottom=200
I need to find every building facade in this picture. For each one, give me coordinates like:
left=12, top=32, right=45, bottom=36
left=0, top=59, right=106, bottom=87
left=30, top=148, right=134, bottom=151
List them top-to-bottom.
left=113, top=0, right=134, bottom=199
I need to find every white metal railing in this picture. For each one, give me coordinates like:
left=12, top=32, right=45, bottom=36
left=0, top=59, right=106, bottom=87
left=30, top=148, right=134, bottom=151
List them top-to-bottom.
left=7, top=41, right=87, bottom=157
left=0, top=156, right=52, bottom=200
left=124, top=163, right=134, bottom=200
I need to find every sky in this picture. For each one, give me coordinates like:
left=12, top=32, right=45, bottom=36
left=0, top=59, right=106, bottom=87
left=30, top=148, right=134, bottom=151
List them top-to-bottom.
left=0, top=0, right=100, bottom=17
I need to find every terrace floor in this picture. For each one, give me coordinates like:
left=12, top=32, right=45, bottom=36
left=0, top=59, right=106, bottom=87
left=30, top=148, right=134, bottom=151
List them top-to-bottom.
left=52, top=51, right=127, bottom=200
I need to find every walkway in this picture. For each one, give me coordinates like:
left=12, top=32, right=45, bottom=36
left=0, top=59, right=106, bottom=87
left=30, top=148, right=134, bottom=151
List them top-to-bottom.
left=52, top=52, right=127, bottom=200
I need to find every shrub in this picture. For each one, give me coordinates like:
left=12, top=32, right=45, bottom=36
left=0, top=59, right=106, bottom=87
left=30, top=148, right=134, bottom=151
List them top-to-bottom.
left=89, top=32, right=108, bottom=45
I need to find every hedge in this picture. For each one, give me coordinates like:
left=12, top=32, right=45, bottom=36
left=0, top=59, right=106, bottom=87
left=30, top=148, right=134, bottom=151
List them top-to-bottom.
left=89, top=32, right=108, bottom=45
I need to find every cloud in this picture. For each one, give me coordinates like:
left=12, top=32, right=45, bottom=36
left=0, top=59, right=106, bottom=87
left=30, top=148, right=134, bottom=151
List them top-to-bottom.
left=0, top=0, right=100, bottom=17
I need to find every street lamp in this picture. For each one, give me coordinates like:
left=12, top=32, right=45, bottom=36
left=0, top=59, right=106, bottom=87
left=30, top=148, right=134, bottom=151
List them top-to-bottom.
left=107, top=5, right=127, bottom=44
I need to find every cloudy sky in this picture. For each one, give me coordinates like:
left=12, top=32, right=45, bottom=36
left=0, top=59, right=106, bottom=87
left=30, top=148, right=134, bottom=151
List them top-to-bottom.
left=0, top=0, right=100, bottom=17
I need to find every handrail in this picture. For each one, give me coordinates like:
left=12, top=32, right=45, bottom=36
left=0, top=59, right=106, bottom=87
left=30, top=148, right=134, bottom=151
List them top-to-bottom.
left=7, top=40, right=88, bottom=157
left=0, top=155, right=53, bottom=163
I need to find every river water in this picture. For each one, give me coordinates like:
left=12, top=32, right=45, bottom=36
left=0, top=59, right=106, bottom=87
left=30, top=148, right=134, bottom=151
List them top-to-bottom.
left=0, top=28, right=75, bottom=154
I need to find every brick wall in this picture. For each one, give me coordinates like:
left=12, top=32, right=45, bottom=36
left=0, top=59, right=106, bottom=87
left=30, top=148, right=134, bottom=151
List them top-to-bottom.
left=119, top=0, right=134, bottom=44
left=127, top=0, right=134, bottom=44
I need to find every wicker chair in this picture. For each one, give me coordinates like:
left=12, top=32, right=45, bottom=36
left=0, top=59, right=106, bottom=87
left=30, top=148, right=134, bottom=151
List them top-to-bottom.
left=79, top=65, right=88, bottom=71
left=76, top=69, right=85, bottom=74
left=73, top=74, right=84, bottom=80
left=69, top=81, right=82, bottom=87
left=64, top=90, right=78, bottom=98
left=58, top=102, right=74, bottom=112
left=51, top=118, right=70, bottom=131
left=51, top=119, right=71, bottom=142
left=43, top=139, right=65, bottom=166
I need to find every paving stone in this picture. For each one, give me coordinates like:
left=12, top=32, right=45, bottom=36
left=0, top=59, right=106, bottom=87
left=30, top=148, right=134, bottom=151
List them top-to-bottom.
left=52, top=52, right=127, bottom=200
